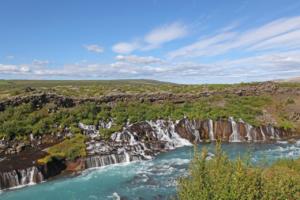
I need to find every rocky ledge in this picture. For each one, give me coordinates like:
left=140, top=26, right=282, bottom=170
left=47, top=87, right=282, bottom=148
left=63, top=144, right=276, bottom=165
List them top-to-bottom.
left=0, top=117, right=297, bottom=191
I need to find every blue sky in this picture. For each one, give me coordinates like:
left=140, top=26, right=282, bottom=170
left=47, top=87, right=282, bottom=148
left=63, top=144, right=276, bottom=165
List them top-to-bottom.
left=1, top=0, right=300, bottom=83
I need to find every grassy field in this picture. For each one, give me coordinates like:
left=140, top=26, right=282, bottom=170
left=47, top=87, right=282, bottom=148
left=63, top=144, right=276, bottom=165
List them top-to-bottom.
left=0, top=79, right=300, bottom=140
left=0, top=79, right=254, bottom=99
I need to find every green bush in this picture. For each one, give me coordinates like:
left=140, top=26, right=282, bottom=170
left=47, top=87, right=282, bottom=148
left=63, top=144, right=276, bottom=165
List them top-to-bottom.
left=279, top=118, right=294, bottom=131
left=38, top=134, right=86, bottom=164
left=177, top=143, right=300, bottom=200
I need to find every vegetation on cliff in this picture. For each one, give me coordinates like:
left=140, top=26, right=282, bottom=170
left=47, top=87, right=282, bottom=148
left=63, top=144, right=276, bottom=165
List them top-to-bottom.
left=0, top=80, right=299, bottom=140
left=0, top=95, right=274, bottom=140
left=38, top=134, right=86, bottom=164
left=177, top=144, right=300, bottom=200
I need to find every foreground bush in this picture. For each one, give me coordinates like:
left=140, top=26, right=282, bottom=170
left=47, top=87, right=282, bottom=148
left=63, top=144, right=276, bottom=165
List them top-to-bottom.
left=177, top=144, right=300, bottom=200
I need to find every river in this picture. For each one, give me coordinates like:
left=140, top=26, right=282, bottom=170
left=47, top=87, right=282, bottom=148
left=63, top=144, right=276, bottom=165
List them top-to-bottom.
left=1, top=141, right=300, bottom=200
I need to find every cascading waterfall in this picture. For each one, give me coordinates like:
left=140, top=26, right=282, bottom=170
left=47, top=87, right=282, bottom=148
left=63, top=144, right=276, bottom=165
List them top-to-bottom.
left=229, top=117, right=240, bottom=142
left=84, top=118, right=288, bottom=170
left=183, top=119, right=201, bottom=143
left=208, top=119, right=215, bottom=141
left=148, top=120, right=191, bottom=149
left=245, top=123, right=253, bottom=142
left=267, top=125, right=279, bottom=140
left=260, top=127, right=266, bottom=141
left=253, top=129, right=258, bottom=142
left=84, top=152, right=143, bottom=169
left=124, top=152, right=130, bottom=163
left=85, top=154, right=126, bottom=168
left=0, top=167, right=44, bottom=190
left=28, top=167, right=35, bottom=185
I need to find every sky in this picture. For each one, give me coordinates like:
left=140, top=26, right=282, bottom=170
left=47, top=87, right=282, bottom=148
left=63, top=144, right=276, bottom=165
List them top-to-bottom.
left=1, top=0, right=300, bottom=83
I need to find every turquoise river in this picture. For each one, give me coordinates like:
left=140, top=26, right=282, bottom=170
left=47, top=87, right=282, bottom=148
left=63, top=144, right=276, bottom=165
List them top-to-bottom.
left=1, top=141, right=300, bottom=200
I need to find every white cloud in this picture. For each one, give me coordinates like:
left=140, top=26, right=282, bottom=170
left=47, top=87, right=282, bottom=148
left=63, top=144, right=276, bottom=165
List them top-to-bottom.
left=168, top=16, right=300, bottom=59
left=112, top=22, right=188, bottom=53
left=144, top=22, right=188, bottom=50
left=248, top=29, right=300, bottom=51
left=168, top=32, right=236, bottom=58
left=112, top=42, right=140, bottom=54
left=84, top=44, right=104, bottom=53
left=2, top=49, right=300, bottom=83
left=115, top=55, right=162, bottom=64
left=0, top=64, right=30, bottom=74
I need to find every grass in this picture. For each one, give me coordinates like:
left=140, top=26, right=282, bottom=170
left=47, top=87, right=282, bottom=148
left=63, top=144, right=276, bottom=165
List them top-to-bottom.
left=0, top=79, right=268, bottom=100
left=0, top=80, right=299, bottom=140
left=38, top=134, right=87, bottom=164
left=177, top=143, right=300, bottom=200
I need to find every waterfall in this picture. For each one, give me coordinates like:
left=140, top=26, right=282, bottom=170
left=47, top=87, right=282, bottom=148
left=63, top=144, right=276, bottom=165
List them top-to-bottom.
left=229, top=117, right=240, bottom=142
left=184, top=119, right=201, bottom=143
left=208, top=119, right=215, bottom=141
left=148, top=120, right=191, bottom=149
left=245, top=123, right=253, bottom=141
left=268, top=125, right=280, bottom=140
left=269, top=126, right=275, bottom=139
left=260, top=127, right=266, bottom=141
left=193, top=129, right=201, bottom=143
left=252, top=129, right=257, bottom=142
left=111, top=132, right=122, bottom=142
left=128, top=132, right=137, bottom=145
left=124, top=152, right=130, bottom=163
left=85, top=153, right=140, bottom=169
left=111, top=154, right=117, bottom=163
left=0, top=166, right=44, bottom=190
left=28, top=167, right=35, bottom=185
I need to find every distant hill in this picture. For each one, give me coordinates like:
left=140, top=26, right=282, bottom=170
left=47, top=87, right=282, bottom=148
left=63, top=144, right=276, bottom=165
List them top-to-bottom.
left=275, top=77, right=300, bottom=83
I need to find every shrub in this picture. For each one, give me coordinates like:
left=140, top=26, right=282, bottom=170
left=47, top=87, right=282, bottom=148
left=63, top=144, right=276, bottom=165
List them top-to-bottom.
left=38, top=134, right=86, bottom=164
left=177, top=143, right=300, bottom=200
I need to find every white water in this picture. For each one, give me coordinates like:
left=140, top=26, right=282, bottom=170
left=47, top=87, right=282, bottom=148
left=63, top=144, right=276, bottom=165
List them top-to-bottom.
left=229, top=117, right=240, bottom=142
left=208, top=119, right=215, bottom=141
left=148, top=120, right=191, bottom=149
left=245, top=123, right=253, bottom=141
left=260, top=127, right=266, bottom=141
left=124, top=152, right=130, bottom=163
left=28, top=167, right=35, bottom=185
left=112, top=192, right=121, bottom=200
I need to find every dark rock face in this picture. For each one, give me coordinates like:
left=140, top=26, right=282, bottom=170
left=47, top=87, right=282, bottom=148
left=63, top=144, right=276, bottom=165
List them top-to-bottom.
left=0, top=93, right=75, bottom=112
left=174, top=118, right=291, bottom=143
left=0, top=158, right=66, bottom=190
left=39, top=158, right=66, bottom=179
left=0, top=166, right=43, bottom=190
